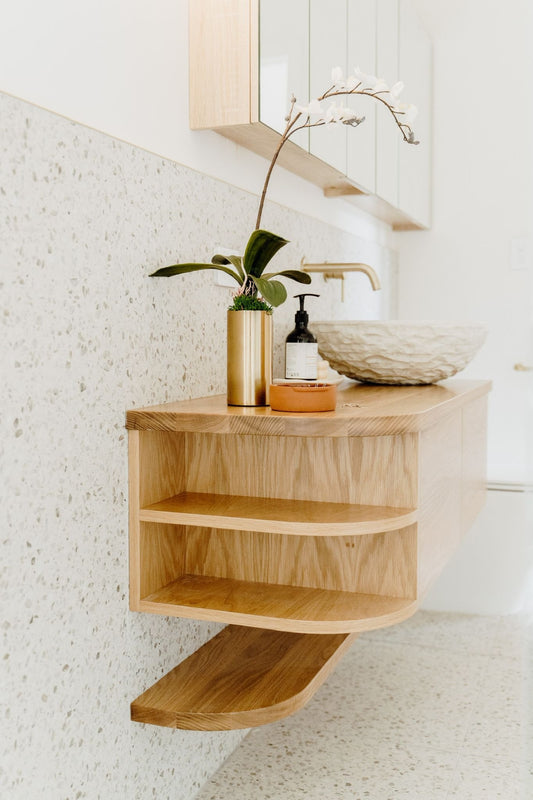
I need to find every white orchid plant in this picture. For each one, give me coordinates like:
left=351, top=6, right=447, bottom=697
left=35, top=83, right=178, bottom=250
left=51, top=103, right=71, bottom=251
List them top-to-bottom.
left=255, top=65, right=419, bottom=229
left=151, top=66, right=419, bottom=310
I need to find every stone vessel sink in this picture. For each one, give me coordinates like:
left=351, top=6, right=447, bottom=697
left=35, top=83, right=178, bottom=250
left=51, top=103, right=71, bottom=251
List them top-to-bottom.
left=313, top=320, right=487, bottom=385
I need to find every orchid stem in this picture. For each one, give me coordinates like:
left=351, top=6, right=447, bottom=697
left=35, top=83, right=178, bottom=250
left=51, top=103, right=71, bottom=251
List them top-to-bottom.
left=255, top=106, right=302, bottom=230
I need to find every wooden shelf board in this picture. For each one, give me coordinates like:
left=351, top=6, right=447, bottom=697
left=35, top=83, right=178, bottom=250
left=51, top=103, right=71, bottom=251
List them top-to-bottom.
left=125, top=380, right=492, bottom=437
left=139, top=491, right=417, bottom=535
left=140, top=574, right=418, bottom=634
left=131, top=624, right=357, bottom=730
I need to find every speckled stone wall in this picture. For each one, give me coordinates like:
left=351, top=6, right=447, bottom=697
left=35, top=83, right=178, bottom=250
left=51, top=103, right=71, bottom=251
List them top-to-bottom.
left=0, top=91, right=397, bottom=800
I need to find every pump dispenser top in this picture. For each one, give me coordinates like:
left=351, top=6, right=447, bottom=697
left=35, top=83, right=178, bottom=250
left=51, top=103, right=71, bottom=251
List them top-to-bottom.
left=285, top=293, right=320, bottom=379
left=290, top=293, right=319, bottom=339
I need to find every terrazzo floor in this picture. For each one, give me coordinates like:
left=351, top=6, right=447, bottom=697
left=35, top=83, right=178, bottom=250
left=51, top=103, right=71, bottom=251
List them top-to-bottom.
left=194, top=611, right=532, bottom=800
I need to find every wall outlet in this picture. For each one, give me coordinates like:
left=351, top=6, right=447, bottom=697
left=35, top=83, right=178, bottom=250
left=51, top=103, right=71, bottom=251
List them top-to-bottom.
left=212, top=245, right=239, bottom=288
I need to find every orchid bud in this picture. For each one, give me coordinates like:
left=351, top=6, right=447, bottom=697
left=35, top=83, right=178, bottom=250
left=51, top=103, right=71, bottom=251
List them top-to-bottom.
left=331, top=66, right=344, bottom=84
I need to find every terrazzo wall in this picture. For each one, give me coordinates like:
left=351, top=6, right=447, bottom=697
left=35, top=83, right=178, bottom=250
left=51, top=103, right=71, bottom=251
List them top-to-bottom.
left=1, top=91, right=396, bottom=799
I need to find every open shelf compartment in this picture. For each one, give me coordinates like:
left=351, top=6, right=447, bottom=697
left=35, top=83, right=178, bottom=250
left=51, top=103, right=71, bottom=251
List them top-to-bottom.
left=133, top=520, right=419, bottom=632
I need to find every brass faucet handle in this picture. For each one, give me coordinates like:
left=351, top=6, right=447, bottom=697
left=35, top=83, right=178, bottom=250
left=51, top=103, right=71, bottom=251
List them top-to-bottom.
left=300, top=260, right=381, bottom=291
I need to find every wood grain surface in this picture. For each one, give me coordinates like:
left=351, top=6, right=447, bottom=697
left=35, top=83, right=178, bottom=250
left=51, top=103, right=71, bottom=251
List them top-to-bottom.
left=189, top=0, right=254, bottom=128
left=126, top=380, right=491, bottom=437
left=127, top=380, right=489, bottom=729
left=140, top=492, right=417, bottom=535
left=181, top=525, right=418, bottom=597
left=140, top=574, right=418, bottom=633
left=131, top=625, right=357, bottom=730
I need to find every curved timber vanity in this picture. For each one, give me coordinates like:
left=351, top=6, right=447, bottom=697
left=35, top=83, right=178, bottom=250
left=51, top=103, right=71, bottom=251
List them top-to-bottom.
left=127, top=379, right=490, bottom=730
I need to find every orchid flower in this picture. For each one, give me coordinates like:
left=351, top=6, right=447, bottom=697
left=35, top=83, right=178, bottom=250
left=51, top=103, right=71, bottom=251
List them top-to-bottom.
left=331, top=66, right=344, bottom=86
left=353, top=66, right=379, bottom=89
left=345, top=75, right=359, bottom=91
left=371, top=78, right=389, bottom=93
left=390, top=81, right=404, bottom=98
left=295, top=98, right=323, bottom=116
left=323, top=103, right=364, bottom=125
left=396, top=103, right=418, bottom=125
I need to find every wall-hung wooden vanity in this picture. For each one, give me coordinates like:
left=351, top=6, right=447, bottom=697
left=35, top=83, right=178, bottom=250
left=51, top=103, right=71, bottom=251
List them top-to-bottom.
left=189, top=0, right=432, bottom=230
left=127, top=380, right=489, bottom=730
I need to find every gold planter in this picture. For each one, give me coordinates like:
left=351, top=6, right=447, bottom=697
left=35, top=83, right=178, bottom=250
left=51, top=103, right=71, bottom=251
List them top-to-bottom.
left=227, top=310, right=273, bottom=406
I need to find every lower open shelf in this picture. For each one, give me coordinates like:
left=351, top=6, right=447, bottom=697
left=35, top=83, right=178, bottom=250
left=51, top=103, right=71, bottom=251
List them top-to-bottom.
left=139, top=574, right=418, bottom=634
left=131, top=624, right=358, bottom=730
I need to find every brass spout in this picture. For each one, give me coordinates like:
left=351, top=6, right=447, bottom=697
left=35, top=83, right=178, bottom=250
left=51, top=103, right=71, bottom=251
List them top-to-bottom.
left=300, top=261, right=381, bottom=291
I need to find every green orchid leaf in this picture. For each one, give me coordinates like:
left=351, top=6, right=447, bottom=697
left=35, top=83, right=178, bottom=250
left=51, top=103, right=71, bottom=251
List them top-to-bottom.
left=243, top=229, right=289, bottom=279
left=212, top=253, right=245, bottom=281
left=226, top=255, right=245, bottom=281
left=150, top=262, right=242, bottom=284
left=261, top=269, right=312, bottom=284
left=253, top=277, right=287, bottom=307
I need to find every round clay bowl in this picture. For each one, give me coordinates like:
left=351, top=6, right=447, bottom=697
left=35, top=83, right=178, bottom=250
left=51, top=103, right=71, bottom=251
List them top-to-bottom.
left=269, top=383, right=337, bottom=412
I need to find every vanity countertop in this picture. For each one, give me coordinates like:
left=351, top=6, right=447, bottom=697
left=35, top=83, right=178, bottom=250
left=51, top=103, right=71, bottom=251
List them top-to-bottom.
left=126, top=379, right=491, bottom=437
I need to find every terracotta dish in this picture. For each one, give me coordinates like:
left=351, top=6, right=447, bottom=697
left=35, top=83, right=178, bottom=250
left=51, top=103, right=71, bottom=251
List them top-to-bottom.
left=269, top=382, right=337, bottom=412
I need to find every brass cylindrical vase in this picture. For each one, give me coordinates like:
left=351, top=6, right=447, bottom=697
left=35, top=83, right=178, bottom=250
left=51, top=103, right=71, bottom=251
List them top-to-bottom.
left=227, top=310, right=273, bottom=406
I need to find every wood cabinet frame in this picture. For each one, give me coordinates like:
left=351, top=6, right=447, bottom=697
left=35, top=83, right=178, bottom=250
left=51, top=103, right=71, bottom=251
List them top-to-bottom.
left=127, top=380, right=489, bottom=730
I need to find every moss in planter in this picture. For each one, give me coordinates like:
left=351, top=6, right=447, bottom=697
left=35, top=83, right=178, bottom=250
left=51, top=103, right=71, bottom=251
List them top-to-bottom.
left=229, top=295, right=273, bottom=313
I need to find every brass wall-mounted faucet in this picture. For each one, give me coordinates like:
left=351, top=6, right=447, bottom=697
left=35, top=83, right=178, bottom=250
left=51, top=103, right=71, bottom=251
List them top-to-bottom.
left=300, top=261, right=381, bottom=301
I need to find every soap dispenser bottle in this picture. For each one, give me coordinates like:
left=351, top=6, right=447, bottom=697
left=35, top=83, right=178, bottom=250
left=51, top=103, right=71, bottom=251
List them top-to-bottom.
left=285, top=293, right=320, bottom=380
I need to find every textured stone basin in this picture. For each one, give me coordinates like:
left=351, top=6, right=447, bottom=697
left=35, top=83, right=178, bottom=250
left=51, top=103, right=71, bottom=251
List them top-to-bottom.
left=313, top=320, right=487, bottom=385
